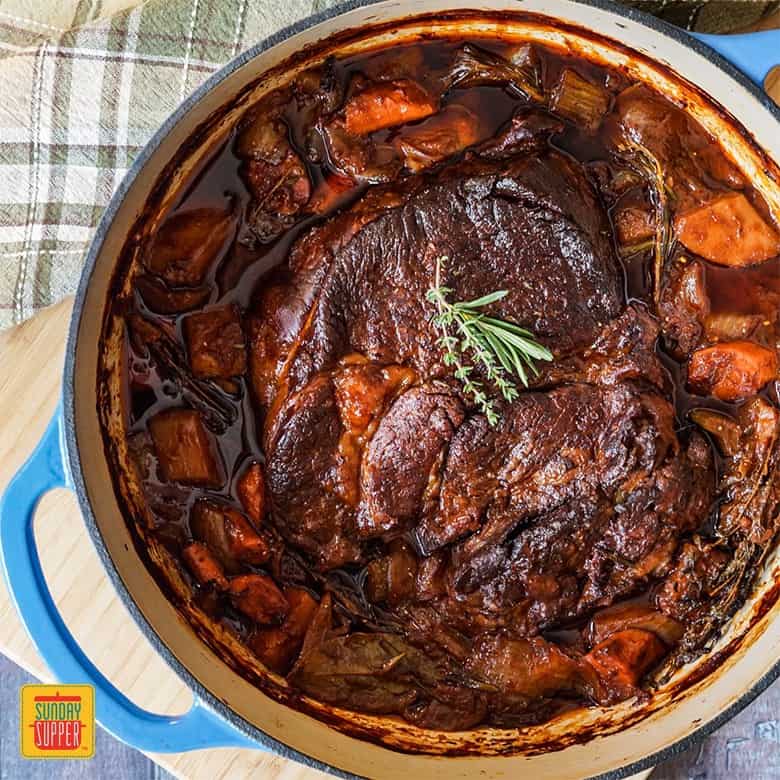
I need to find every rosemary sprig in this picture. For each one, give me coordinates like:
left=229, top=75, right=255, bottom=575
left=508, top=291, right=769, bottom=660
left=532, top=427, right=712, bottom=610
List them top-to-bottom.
left=618, top=138, right=674, bottom=304
left=425, top=256, right=553, bottom=425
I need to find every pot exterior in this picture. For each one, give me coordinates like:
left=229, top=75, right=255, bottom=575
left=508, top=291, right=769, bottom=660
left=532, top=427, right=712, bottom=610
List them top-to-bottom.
left=60, top=2, right=780, bottom=778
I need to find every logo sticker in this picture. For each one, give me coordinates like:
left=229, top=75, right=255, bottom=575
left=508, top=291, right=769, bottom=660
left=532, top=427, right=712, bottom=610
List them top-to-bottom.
left=20, top=685, right=95, bottom=759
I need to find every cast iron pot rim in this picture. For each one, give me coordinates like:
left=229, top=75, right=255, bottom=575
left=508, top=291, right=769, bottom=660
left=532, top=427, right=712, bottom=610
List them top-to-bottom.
left=61, top=1, right=780, bottom=777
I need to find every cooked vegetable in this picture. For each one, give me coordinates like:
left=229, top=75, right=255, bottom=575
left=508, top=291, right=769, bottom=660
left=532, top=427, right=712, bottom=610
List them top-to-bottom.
left=446, top=43, right=543, bottom=101
left=550, top=68, right=610, bottom=132
left=343, top=79, right=437, bottom=135
left=394, top=104, right=482, bottom=172
left=319, top=119, right=402, bottom=183
left=618, top=139, right=673, bottom=303
left=308, top=173, right=357, bottom=214
left=675, top=192, right=780, bottom=267
left=142, top=208, right=236, bottom=286
left=134, top=275, right=210, bottom=315
left=183, top=304, right=246, bottom=379
left=704, top=312, right=763, bottom=342
left=128, top=314, right=237, bottom=431
left=688, top=340, right=777, bottom=401
left=718, top=398, right=780, bottom=544
left=148, top=409, right=223, bottom=486
left=690, top=409, right=741, bottom=456
left=236, top=462, right=265, bottom=525
left=190, top=500, right=271, bottom=572
left=182, top=542, right=228, bottom=589
left=228, top=574, right=289, bottom=624
left=250, top=587, right=319, bottom=673
left=586, top=603, right=684, bottom=647
left=291, top=629, right=474, bottom=717
left=584, top=629, right=667, bottom=703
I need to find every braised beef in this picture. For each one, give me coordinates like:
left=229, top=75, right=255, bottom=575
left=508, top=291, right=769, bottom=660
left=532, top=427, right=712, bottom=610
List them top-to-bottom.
left=278, top=151, right=621, bottom=400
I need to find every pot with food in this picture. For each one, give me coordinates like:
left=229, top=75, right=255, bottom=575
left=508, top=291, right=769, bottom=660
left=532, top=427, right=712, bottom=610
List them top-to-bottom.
left=5, top=2, right=780, bottom=778
left=113, top=30, right=780, bottom=733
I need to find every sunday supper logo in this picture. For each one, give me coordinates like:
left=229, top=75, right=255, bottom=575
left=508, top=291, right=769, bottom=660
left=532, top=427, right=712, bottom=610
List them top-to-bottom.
left=20, top=684, right=95, bottom=759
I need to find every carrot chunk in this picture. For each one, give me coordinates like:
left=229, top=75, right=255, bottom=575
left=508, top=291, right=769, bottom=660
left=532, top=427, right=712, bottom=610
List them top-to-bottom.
left=344, top=79, right=437, bottom=135
left=308, top=173, right=357, bottom=214
left=675, top=192, right=780, bottom=267
left=183, top=304, right=246, bottom=379
left=688, top=340, right=777, bottom=401
left=149, top=409, right=222, bottom=486
left=236, top=462, right=265, bottom=525
left=190, top=500, right=271, bottom=573
left=182, top=542, right=228, bottom=589
left=228, top=574, right=289, bottom=625
left=250, top=588, right=319, bottom=673
left=584, top=628, right=666, bottom=703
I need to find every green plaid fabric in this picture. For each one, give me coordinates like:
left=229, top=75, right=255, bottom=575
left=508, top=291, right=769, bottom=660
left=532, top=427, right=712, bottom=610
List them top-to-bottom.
left=0, top=0, right=775, bottom=328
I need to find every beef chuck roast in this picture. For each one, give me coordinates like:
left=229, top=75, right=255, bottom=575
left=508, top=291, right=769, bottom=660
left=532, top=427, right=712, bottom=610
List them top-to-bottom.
left=255, top=139, right=717, bottom=718
left=257, top=150, right=622, bottom=417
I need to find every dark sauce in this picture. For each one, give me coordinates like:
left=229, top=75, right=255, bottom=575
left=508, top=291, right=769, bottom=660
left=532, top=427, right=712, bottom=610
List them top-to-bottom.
left=115, top=34, right=780, bottom=730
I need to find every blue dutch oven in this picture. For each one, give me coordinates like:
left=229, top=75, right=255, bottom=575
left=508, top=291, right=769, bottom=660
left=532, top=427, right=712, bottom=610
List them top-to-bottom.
left=3, top=2, right=780, bottom=777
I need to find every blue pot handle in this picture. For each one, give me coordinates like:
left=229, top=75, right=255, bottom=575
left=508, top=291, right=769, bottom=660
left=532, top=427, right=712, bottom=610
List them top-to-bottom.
left=692, top=30, right=780, bottom=87
left=0, top=405, right=256, bottom=752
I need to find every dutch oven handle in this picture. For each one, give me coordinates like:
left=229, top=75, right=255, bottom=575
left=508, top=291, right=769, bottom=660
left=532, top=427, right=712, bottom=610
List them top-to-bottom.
left=692, top=30, right=780, bottom=87
left=0, top=406, right=256, bottom=752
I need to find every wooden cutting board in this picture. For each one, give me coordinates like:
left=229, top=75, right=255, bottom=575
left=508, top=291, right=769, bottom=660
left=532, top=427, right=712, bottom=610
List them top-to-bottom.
left=0, top=302, right=658, bottom=780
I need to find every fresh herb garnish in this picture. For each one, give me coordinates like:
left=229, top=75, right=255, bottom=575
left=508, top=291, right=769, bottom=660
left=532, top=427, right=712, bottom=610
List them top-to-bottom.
left=618, top=139, right=674, bottom=304
left=426, top=255, right=553, bottom=425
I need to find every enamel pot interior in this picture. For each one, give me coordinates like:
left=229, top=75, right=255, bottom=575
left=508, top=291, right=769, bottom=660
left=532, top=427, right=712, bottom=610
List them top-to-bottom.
left=66, top=1, right=780, bottom=778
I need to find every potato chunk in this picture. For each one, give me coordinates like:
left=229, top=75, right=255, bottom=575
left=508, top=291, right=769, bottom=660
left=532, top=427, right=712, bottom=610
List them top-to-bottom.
left=344, top=79, right=437, bottom=135
left=675, top=192, right=780, bottom=267
left=614, top=203, right=655, bottom=249
left=143, top=207, right=236, bottom=286
left=183, top=304, right=246, bottom=379
left=688, top=340, right=777, bottom=401
left=149, top=409, right=222, bottom=486
left=236, top=462, right=265, bottom=524
left=190, top=500, right=271, bottom=573
left=182, top=542, right=228, bottom=589
left=228, top=574, right=289, bottom=624
left=249, top=587, right=319, bottom=673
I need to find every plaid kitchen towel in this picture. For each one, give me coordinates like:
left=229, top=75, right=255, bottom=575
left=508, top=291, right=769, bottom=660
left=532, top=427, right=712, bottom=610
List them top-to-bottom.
left=0, top=0, right=777, bottom=328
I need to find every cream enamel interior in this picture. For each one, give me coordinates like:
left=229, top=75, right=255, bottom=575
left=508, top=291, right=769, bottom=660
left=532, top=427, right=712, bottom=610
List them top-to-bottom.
left=71, top=2, right=780, bottom=777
